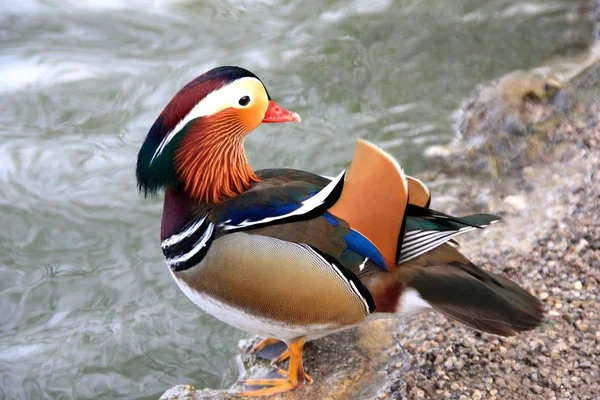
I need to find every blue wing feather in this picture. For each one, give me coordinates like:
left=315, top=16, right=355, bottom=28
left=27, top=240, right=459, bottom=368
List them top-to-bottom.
left=215, top=170, right=345, bottom=232
left=343, top=229, right=388, bottom=270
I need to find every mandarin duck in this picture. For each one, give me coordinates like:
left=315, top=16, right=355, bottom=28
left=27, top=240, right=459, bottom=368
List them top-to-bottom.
left=136, top=66, right=544, bottom=397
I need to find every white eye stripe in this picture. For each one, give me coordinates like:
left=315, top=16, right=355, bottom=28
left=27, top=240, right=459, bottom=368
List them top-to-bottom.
left=150, top=76, right=261, bottom=165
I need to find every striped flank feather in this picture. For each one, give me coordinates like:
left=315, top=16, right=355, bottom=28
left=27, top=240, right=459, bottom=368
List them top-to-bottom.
left=398, top=212, right=500, bottom=264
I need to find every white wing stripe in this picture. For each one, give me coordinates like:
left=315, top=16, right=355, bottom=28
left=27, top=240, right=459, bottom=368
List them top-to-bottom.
left=220, top=170, right=345, bottom=231
left=161, top=215, right=207, bottom=249
left=399, top=219, right=499, bottom=264
left=167, top=222, right=214, bottom=266
left=404, top=225, right=474, bottom=243
left=402, top=227, right=476, bottom=251
left=400, top=230, right=473, bottom=263
left=402, top=231, right=456, bottom=254
left=400, top=239, right=451, bottom=263
left=349, top=280, right=370, bottom=315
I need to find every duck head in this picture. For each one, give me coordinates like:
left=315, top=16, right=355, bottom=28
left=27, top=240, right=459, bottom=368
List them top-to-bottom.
left=136, top=65, right=300, bottom=203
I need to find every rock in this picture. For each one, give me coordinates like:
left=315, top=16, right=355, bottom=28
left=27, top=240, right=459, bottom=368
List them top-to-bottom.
left=429, top=68, right=579, bottom=176
left=424, top=145, right=452, bottom=158
left=503, top=194, right=527, bottom=212
left=548, top=310, right=561, bottom=317
left=161, top=320, right=405, bottom=399
left=158, top=385, right=239, bottom=400
left=159, top=385, right=196, bottom=400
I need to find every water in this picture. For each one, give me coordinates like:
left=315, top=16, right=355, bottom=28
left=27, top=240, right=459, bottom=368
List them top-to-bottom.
left=0, top=1, right=591, bottom=398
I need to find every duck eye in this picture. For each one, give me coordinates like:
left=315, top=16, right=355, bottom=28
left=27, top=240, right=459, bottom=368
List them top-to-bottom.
left=238, top=96, right=251, bottom=106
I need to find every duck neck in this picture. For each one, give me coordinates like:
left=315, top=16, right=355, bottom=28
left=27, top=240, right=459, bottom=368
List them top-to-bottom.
left=174, top=116, right=260, bottom=204
left=161, top=188, right=196, bottom=241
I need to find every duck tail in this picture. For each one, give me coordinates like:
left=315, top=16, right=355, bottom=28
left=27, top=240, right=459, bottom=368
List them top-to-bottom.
left=397, top=244, right=544, bottom=336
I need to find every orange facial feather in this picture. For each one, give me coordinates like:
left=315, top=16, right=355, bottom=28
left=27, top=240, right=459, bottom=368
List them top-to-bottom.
left=175, top=109, right=260, bottom=203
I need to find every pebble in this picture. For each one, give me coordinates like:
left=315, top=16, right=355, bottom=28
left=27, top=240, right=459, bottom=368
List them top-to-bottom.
left=504, top=194, right=527, bottom=211
left=576, top=321, right=589, bottom=332
left=540, top=368, right=550, bottom=378
left=531, top=373, right=538, bottom=382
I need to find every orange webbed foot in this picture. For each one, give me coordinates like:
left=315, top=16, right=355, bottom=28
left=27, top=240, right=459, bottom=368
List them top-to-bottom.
left=248, top=337, right=290, bottom=365
left=249, top=337, right=281, bottom=355
left=239, top=339, right=311, bottom=397
left=271, top=348, right=290, bottom=366
left=274, top=366, right=313, bottom=384
left=239, top=379, right=297, bottom=397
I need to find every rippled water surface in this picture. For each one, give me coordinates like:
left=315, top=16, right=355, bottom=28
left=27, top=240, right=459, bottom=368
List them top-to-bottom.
left=0, top=1, right=591, bottom=398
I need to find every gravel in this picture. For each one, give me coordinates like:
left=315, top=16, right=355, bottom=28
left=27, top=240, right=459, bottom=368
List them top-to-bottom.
left=384, top=104, right=600, bottom=400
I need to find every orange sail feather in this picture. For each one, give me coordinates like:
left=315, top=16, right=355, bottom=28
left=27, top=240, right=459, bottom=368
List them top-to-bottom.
left=329, top=139, right=408, bottom=270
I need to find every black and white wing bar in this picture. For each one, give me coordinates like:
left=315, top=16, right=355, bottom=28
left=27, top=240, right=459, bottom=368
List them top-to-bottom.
left=220, top=170, right=346, bottom=232
left=161, top=214, right=215, bottom=271
left=399, top=226, right=479, bottom=264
